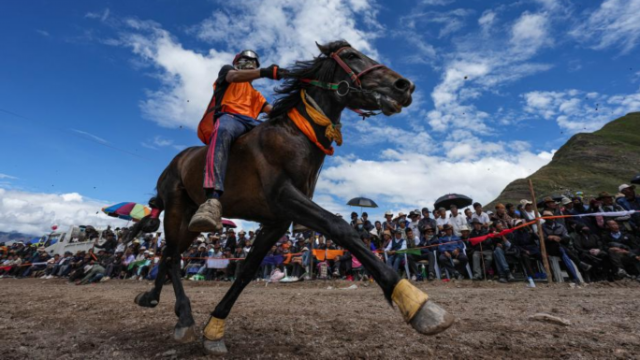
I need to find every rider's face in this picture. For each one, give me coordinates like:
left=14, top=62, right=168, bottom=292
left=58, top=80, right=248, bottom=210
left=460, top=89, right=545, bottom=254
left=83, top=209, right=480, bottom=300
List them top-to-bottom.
left=236, top=57, right=257, bottom=70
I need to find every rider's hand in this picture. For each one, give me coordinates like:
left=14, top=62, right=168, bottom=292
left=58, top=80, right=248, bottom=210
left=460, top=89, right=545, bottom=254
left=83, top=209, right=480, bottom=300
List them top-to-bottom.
left=260, top=64, right=288, bottom=80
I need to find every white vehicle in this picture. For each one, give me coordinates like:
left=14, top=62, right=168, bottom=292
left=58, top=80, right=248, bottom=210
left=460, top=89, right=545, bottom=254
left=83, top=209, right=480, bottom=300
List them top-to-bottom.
left=44, top=225, right=107, bottom=255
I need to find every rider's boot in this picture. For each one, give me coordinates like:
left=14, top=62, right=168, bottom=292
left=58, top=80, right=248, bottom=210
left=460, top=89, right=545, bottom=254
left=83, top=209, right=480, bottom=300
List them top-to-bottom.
left=188, top=198, right=223, bottom=232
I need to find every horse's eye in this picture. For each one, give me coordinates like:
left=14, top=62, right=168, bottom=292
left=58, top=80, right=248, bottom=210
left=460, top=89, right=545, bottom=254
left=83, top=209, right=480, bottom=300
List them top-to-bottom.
left=347, top=53, right=359, bottom=60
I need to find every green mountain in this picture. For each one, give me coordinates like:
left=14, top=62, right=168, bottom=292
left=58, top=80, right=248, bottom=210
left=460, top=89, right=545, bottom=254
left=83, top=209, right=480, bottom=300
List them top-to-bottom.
left=487, top=112, right=640, bottom=208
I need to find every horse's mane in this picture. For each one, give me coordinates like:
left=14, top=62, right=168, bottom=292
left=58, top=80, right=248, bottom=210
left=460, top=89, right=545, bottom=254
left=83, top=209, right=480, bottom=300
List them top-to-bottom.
left=268, top=40, right=351, bottom=120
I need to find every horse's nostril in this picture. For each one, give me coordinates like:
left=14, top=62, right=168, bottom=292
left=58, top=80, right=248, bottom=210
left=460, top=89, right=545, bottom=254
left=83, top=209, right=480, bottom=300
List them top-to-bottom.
left=394, top=78, right=411, bottom=91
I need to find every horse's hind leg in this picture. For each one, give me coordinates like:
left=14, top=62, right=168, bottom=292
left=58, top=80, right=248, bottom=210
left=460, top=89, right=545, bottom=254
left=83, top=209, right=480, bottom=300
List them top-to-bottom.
left=276, top=184, right=453, bottom=335
left=160, top=194, right=200, bottom=343
left=202, top=221, right=290, bottom=355
left=134, top=246, right=170, bottom=308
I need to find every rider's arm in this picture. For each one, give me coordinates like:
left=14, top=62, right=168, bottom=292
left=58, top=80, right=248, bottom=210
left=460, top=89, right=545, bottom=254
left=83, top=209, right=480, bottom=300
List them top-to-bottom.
left=225, top=64, right=284, bottom=83
left=225, top=69, right=261, bottom=83
left=262, top=104, right=273, bottom=114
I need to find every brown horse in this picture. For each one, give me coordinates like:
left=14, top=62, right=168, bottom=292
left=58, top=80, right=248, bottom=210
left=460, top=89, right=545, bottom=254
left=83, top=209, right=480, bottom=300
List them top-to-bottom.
left=128, top=40, right=453, bottom=355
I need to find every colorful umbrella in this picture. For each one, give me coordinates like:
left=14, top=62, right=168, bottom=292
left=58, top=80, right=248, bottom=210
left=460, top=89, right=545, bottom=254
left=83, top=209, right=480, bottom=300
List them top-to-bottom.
left=102, top=202, right=151, bottom=222
left=222, top=219, right=237, bottom=228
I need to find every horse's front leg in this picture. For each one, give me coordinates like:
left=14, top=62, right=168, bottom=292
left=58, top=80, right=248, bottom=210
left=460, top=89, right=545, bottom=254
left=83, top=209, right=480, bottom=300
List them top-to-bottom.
left=276, top=184, right=454, bottom=335
left=202, top=222, right=290, bottom=355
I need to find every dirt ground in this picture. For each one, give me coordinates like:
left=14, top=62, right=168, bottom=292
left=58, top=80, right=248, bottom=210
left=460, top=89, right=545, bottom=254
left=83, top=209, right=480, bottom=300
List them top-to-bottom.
left=1, top=278, right=639, bottom=359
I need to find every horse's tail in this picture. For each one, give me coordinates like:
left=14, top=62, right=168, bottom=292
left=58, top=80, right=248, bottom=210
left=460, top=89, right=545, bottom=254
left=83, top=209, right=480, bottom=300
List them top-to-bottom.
left=124, top=196, right=164, bottom=245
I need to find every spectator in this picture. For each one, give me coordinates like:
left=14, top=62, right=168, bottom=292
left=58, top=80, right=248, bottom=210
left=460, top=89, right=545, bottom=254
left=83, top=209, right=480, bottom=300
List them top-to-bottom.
left=617, top=184, right=640, bottom=211
left=542, top=197, right=565, bottom=226
left=520, top=200, right=541, bottom=233
left=471, top=202, right=491, bottom=228
left=491, top=203, right=513, bottom=229
left=506, top=203, right=518, bottom=219
left=448, top=205, right=467, bottom=237
left=418, top=207, right=437, bottom=235
left=436, top=207, right=448, bottom=232
left=464, top=208, right=473, bottom=225
left=408, top=210, right=421, bottom=237
left=541, top=210, right=590, bottom=282
left=382, top=211, right=396, bottom=232
left=349, top=212, right=359, bottom=228
left=361, top=212, right=374, bottom=232
left=394, top=212, right=409, bottom=229
left=396, top=216, right=408, bottom=240
left=354, top=219, right=370, bottom=241
left=467, top=219, right=492, bottom=280
left=602, top=219, right=640, bottom=281
left=510, top=221, right=542, bottom=280
left=491, top=222, right=516, bottom=283
left=437, top=224, right=467, bottom=280
left=572, top=225, right=612, bottom=281
left=413, top=226, right=438, bottom=280
left=225, top=229, right=238, bottom=252
left=237, top=230, right=248, bottom=248
left=384, top=230, right=405, bottom=273
left=242, top=240, right=252, bottom=257
left=21, top=247, right=51, bottom=278
left=102, top=250, right=124, bottom=281
left=41, top=253, right=61, bottom=279
left=68, top=253, right=93, bottom=282
left=77, top=258, right=106, bottom=285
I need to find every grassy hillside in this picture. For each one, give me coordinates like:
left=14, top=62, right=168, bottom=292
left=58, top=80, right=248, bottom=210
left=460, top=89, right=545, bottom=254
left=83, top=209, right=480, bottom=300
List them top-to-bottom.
left=487, top=112, right=640, bottom=208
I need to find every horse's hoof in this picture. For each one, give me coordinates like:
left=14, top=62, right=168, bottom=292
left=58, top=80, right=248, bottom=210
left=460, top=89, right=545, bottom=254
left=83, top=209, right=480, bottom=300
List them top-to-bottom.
left=134, top=292, right=158, bottom=308
left=409, top=300, right=454, bottom=335
left=174, top=326, right=198, bottom=343
left=203, top=339, right=228, bottom=355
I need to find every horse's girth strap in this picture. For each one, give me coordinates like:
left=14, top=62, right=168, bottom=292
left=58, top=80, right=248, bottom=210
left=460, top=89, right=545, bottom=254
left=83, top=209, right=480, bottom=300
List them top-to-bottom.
left=392, top=279, right=429, bottom=323
left=203, top=317, right=225, bottom=341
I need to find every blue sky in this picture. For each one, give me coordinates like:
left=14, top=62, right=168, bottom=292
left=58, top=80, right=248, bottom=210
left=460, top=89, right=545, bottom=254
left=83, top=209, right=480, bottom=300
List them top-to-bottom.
left=1, top=0, right=640, bottom=234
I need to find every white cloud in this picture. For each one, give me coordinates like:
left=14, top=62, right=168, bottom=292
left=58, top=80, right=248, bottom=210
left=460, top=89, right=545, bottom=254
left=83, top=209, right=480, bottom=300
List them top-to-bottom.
left=190, top=0, right=379, bottom=64
left=421, top=0, right=455, bottom=5
left=570, top=0, right=640, bottom=54
left=99, top=1, right=379, bottom=130
left=85, top=8, right=111, bottom=22
left=426, top=10, right=554, bottom=134
left=478, top=10, right=496, bottom=32
left=510, top=12, right=551, bottom=56
left=523, top=88, right=640, bottom=133
left=71, top=129, right=109, bottom=144
left=141, top=135, right=186, bottom=151
left=315, top=147, right=553, bottom=216
left=0, top=173, right=17, bottom=180
left=0, top=188, right=124, bottom=235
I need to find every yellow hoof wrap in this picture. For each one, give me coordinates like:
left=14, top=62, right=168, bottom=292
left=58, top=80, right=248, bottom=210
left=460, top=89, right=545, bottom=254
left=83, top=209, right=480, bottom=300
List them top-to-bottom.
left=392, top=279, right=429, bottom=323
left=203, top=317, right=225, bottom=341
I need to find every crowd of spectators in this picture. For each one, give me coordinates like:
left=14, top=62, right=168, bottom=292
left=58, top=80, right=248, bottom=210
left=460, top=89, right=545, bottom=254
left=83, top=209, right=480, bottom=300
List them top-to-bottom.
left=1, top=183, right=639, bottom=285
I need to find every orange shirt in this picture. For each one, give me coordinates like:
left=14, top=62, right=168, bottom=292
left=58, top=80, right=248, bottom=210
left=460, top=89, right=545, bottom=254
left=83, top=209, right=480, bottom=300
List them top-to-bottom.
left=219, top=82, right=267, bottom=119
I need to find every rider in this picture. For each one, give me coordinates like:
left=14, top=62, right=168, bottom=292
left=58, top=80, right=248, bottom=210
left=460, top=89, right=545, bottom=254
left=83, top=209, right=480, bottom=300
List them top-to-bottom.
left=189, top=50, right=287, bottom=232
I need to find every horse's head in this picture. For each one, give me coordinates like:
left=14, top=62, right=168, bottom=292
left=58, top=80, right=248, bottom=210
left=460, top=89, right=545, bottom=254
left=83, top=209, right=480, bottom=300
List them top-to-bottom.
left=316, top=41, right=415, bottom=116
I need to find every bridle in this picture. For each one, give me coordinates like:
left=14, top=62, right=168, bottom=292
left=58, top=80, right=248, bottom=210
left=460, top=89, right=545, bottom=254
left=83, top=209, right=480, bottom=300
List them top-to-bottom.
left=301, top=47, right=388, bottom=119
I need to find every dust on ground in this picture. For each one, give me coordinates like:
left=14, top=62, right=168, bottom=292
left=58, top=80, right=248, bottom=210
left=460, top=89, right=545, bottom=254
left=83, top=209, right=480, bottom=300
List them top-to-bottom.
left=1, top=278, right=639, bottom=359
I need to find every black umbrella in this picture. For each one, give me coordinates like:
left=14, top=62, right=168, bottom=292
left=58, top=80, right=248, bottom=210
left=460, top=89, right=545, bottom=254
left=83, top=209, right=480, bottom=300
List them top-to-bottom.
left=631, top=173, right=640, bottom=185
left=433, top=194, right=473, bottom=210
left=347, top=197, right=379, bottom=208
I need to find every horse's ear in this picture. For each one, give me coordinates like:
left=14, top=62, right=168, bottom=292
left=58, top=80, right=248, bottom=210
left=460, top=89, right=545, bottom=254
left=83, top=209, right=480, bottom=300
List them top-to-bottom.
left=316, top=42, right=331, bottom=56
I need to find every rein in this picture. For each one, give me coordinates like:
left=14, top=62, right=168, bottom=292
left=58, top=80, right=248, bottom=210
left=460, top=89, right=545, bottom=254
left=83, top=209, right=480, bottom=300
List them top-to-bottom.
left=300, top=46, right=386, bottom=119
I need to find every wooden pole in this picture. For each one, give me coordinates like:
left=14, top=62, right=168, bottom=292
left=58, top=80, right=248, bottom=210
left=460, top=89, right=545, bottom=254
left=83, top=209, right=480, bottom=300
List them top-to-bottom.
left=528, top=179, right=552, bottom=282
left=479, top=241, right=487, bottom=281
